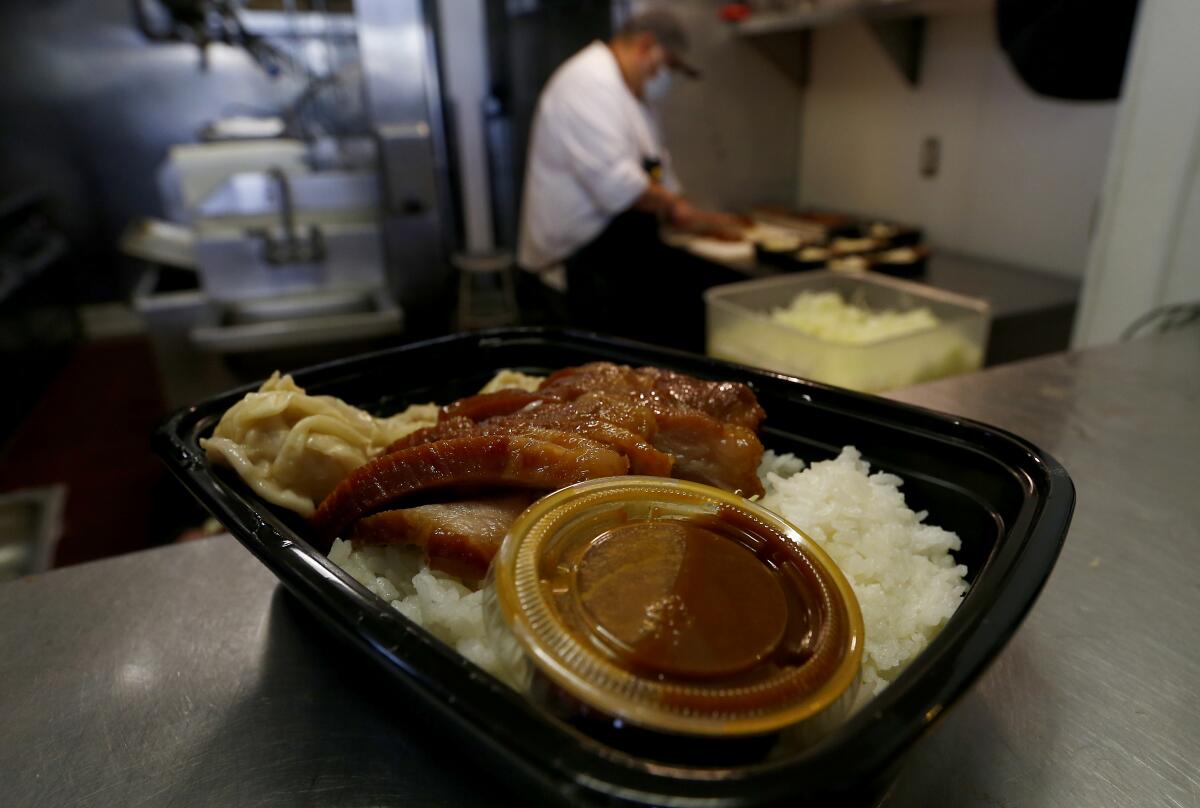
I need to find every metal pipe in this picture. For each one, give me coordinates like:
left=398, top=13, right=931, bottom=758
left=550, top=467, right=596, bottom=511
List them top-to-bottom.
left=266, top=166, right=299, bottom=255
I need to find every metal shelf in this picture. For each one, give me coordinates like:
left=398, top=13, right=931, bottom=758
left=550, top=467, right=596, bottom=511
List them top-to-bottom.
left=733, top=0, right=988, bottom=86
left=734, top=0, right=980, bottom=36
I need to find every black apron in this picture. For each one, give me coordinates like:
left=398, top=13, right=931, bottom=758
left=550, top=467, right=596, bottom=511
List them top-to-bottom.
left=564, top=152, right=743, bottom=350
left=565, top=208, right=662, bottom=335
left=564, top=209, right=741, bottom=352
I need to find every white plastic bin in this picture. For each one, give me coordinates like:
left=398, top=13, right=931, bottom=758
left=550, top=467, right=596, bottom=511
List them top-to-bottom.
left=705, top=271, right=990, bottom=392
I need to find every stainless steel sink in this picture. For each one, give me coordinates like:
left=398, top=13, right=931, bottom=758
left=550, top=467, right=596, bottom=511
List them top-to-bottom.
left=196, top=221, right=386, bottom=302
left=133, top=270, right=403, bottom=408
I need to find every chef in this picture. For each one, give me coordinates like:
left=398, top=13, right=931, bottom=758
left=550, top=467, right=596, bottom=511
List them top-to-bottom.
left=516, top=9, right=744, bottom=344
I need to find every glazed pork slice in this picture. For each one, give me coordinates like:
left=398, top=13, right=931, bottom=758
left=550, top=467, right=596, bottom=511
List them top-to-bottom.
left=539, top=362, right=766, bottom=431
left=537, top=364, right=766, bottom=494
left=442, top=388, right=550, bottom=421
left=439, top=389, right=658, bottom=434
left=392, top=392, right=659, bottom=448
left=542, top=392, right=660, bottom=438
left=387, top=394, right=673, bottom=477
left=651, top=411, right=765, bottom=497
left=386, top=415, right=479, bottom=452
left=514, top=417, right=670, bottom=476
left=312, top=429, right=628, bottom=541
left=349, top=491, right=538, bottom=581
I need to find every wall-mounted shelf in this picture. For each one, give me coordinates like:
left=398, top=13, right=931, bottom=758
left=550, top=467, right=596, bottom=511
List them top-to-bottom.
left=734, top=0, right=989, bottom=86
left=734, top=0, right=982, bottom=36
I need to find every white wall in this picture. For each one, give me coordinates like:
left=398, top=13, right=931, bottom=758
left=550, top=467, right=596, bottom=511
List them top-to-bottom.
left=1074, top=0, right=1200, bottom=346
left=656, top=2, right=803, bottom=211
left=798, top=10, right=1119, bottom=278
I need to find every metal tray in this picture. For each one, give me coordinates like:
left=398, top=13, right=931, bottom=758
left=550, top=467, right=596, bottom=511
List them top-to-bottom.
left=153, top=328, right=1074, bottom=805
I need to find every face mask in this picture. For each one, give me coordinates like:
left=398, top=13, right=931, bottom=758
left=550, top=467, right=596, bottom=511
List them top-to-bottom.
left=642, top=67, right=672, bottom=105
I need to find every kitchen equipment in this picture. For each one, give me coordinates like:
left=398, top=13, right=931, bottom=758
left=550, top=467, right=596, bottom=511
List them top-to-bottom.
left=131, top=0, right=461, bottom=405
left=356, top=0, right=456, bottom=328
left=159, top=140, right=314, bottom=224
left=137, top=152, right=399, bottom=408
left=191, top=165, right=385, bottom=302
left=194, top=169, right=379, bottom=224
left=454, top=251, right=518, bottom=330
left=133, top=269, right=401, bottom=409
left=706, top=271, right=989, bottom=392
left=189, top=289, right=401, bottom=354
left=154, top=327, right=1073, bottom=806
left=0, top=485, right=65, bottom=581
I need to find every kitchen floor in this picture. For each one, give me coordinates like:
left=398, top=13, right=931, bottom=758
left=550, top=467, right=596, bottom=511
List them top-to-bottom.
left=0, top=333, right=206, bottom=568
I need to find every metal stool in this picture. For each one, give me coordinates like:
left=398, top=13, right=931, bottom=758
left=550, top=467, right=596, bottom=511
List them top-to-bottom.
left=454, top=251, right=518, bottom=331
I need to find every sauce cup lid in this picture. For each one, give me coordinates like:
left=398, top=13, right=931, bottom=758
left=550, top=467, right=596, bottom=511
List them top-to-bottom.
left=493, top=477, right=863, bottom=737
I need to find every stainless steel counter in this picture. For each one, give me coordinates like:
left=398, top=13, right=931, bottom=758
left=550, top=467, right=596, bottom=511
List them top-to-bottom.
left=885, top=326, right=1200, bottom=808
left=2, top=328, right=1198, bottom=807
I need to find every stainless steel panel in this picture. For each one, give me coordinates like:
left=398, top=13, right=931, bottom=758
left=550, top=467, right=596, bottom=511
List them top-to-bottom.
left=356, top=0, right=455, bottom=322
left=372, top=123, right=440, bottom=216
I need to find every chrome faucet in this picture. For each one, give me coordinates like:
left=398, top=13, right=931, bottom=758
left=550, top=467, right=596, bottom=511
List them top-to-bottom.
left=250, top=167, right=326, bottom=265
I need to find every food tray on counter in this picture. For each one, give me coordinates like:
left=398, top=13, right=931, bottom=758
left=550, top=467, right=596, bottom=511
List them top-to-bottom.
left=153, top=327, right=1073, bottom=806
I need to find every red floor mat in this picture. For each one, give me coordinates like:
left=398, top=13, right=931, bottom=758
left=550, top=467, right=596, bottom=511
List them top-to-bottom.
left=0, top=337, right=171, bottom=567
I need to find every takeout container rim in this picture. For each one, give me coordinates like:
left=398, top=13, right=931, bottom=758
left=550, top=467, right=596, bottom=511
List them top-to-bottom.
left=152, top=326, right=1074, bottom=806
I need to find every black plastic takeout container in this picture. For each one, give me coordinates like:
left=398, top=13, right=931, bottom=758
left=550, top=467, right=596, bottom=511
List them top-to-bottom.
left=153, top=328, right=1074, bottom=806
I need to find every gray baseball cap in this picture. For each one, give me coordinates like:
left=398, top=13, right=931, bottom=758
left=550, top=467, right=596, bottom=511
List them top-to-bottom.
left=618, top=9, right=700, bottom=78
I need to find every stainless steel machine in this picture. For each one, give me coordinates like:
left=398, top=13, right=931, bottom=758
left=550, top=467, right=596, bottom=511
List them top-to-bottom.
left=123, top=0, right=459, bottom=405
left=355, top=0, right=457, bottom=326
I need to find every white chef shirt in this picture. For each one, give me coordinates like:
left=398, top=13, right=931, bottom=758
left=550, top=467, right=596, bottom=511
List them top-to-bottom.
left=517, top=41, right=680, bottom=270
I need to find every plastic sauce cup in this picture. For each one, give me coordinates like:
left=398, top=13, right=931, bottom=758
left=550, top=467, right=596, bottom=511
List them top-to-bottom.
left=488, top=476, right=863, bottom=743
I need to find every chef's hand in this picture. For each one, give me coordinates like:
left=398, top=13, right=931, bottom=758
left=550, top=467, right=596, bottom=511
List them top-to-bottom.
left=669, top=200, right=748, bottom=241
left=698, top=211, right=752, bottom=241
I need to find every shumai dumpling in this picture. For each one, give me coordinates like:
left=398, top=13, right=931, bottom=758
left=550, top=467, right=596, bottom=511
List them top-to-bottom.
left=201, top=372, right=438, bottom=517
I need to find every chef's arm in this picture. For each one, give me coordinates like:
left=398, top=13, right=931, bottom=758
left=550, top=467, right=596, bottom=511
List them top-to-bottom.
left=631, top=183, right=681, bottom=217
left=633, top=186, right=746, bottom=240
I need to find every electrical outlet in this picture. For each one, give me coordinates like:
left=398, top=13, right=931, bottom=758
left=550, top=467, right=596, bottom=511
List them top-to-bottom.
left=920, top=136, right=941, bottom=178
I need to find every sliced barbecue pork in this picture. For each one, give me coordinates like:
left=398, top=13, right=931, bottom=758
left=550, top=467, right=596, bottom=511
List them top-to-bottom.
left=538, top=362, right=766, bottom=431
left=312, top=363, right=768, bottom=566
left=387, top=393, right=672, bottom=476
left=312, top=429, right=627, bottom=541
left=349, top=492, right=538, bottom=581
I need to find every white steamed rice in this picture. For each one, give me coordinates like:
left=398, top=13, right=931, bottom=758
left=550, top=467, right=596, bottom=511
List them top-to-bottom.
left=769, top=290, right=941, bottom=345
left=329, top=446, right=969, bottom=708
left=758, top=448, right=969, bottom=699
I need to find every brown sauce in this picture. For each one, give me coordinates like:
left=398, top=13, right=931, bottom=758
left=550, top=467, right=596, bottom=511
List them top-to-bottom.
left=544, top=505, right=843, bottom=701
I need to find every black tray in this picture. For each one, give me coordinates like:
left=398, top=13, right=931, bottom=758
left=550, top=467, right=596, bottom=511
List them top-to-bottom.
left=153, top=328, right=1074, bottom=806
